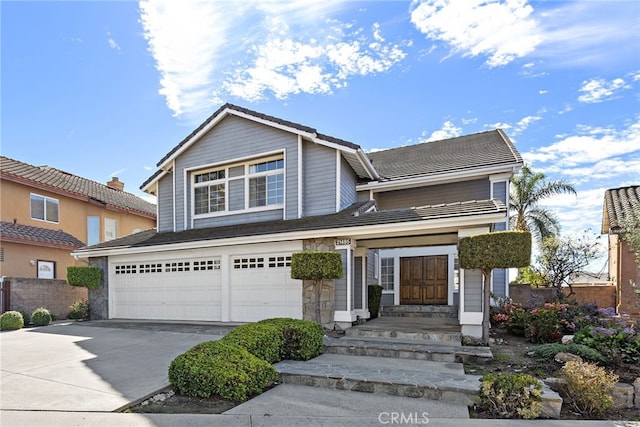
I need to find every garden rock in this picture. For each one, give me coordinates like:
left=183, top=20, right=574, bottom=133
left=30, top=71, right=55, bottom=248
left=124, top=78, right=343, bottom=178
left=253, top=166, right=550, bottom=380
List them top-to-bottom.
left=561, top=335, right=574, bottom=344
left=554, top=352, right=582, bottom=364
left=634, top=378, right=640, bottom=409
left=612, top=382, right=634, bottom=409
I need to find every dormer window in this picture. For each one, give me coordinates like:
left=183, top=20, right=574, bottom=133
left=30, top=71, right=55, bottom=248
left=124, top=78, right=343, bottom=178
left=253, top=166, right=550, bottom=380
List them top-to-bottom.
left=248, top=158, right=284, bottom=208
left=194, top=168, right=226, bottom=215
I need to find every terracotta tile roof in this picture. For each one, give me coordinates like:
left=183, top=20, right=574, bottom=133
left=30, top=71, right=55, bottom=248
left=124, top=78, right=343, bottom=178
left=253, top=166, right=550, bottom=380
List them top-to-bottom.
left=367, top=129, right=522, bottom=179
left=0, top=156, right=156, bottom=217
left=602, top=185, right=640, bottom=233
left=77, top=199, right=506, bottom=252
left=0, top=220, right=85, bottom=248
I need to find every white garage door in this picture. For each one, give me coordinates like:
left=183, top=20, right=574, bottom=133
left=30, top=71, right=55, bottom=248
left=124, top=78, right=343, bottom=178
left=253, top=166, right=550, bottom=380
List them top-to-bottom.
left=230, top=253, right=302, bottom=322
left=110, top=257, right=222, bottom=321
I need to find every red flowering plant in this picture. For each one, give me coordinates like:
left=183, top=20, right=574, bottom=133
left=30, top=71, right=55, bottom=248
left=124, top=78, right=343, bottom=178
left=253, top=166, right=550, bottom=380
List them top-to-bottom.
left=490, top=298, right=530, bottom=336
left=526, top=302, right=573, bottom=343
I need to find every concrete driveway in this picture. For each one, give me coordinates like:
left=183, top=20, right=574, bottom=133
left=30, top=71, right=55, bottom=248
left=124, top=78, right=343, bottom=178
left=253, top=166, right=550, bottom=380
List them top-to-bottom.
left=0, top=321, right=229, bottom=412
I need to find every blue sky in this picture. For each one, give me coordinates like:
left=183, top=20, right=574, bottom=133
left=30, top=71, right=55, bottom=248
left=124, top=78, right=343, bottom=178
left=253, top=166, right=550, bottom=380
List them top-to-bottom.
left=2, top=1, right=639, bottom=271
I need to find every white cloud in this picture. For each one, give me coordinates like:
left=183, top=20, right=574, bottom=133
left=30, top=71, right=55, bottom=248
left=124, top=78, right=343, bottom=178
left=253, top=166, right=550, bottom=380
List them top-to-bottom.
left=410, top=0, right=542, bottom=67
left=139, top=1, right=407, bottom=117
left=106, top=31, right=120, bottom=51
left=577, top=77, right=630, bottom=103
left=424, top=120, right=462, bottom=142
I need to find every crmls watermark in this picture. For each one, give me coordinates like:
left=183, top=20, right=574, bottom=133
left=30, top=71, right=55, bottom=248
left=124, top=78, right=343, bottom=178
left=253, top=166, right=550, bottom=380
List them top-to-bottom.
left=378, top=412, right=430, bottom=424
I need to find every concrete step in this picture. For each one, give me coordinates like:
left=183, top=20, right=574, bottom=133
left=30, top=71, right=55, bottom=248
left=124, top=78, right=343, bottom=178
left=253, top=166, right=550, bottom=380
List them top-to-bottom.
left=381, top=305, right=458, bottom=318
left=345, top=318, right=462, bottom=345
left=323, top=336, right=493, bottom=364
left=275, top=353, right=481, bottom=406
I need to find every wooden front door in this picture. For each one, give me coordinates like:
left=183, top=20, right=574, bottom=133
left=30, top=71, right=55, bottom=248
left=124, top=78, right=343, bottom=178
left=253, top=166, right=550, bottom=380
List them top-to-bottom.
left=400, top=256, right=448, bottom=305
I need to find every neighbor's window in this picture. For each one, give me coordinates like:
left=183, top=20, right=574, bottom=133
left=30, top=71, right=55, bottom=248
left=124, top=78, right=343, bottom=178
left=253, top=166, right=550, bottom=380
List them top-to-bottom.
left=248, top=158, right=284, bottom=208
left=194, top=168, right=226, bottom=214
left=30, top=194, right=59, bottom=223
left=87, top=216, right=99, bottom=245
left=104, top=218, right=117, bottom=241
left=380, top=257, right=394, bottom=291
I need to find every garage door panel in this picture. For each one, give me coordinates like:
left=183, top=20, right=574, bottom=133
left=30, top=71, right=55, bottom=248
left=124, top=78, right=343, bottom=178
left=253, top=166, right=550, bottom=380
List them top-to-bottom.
left=111, top=258, right=222, bottom=322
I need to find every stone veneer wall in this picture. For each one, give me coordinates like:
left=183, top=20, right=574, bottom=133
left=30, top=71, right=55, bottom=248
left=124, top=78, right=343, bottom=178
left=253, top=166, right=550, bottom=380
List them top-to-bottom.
left=302, top=238, right=336, bottom=327
left=87, top=257, right=109, bottom=320
left=4, top=276, right=87, bottom=320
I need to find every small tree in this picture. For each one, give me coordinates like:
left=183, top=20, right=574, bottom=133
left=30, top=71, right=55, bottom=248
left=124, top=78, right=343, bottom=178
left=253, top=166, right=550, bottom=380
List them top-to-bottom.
left=458, top=231, right=531, bottom=345
left=535, top=232, right=601, bottom=296
left=290, top=251, right=342, bottom=324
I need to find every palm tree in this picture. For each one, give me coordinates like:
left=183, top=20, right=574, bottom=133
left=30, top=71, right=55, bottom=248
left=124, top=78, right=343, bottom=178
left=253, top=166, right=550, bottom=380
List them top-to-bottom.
left=510, top=164, right=576, bottom=243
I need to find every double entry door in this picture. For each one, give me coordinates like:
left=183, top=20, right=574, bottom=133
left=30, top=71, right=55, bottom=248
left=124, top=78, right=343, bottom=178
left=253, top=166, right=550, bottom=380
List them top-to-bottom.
left=399, top=255, right=448, bottom=305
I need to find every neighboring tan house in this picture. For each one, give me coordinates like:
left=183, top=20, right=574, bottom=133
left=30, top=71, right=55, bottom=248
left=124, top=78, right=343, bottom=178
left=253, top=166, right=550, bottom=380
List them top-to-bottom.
left=72, top=103, right=522, bottom=338
left=0, top=156, right=157, bottom=279
left=602, top=185, right=640, bottom=316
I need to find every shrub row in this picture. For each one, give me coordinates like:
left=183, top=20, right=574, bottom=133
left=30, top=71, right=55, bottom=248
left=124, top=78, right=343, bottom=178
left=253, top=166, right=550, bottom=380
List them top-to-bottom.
left=1, top=307, right=54, bottom=330
left=169, top=317, right=323, bottom=401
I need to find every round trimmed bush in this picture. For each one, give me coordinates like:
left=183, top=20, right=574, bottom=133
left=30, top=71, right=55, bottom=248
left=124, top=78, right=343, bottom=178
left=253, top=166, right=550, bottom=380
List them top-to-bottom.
left=31, top=307, right=52, bottom=327
left=1, top=311, right=24, bottom=331
left=257, top=318, right=323, bottom=360
left=221, top=322, right=284, bottom=363
left=168, top=340, right=276, bottom=401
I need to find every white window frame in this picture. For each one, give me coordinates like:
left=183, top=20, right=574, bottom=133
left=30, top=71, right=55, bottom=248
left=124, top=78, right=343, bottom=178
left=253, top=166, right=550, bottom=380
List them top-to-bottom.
left=188, top=151, right=286, bottom=223
left=246, top=156, right=285, bottom=210
left=193, top=167, right=227, bottom=217
left=30, top=193, right=59, bottom=223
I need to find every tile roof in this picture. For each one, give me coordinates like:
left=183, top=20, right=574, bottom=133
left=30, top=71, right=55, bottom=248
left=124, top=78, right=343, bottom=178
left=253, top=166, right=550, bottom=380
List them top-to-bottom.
left=366, top=129, right=522, bottom=179
left=0, top=156, right=156, bottom=217
left=602, top=185, right=640, bottom=233
left=77, top=199, right=506, bottom=252
left=0, top=220, right=85, bottom=248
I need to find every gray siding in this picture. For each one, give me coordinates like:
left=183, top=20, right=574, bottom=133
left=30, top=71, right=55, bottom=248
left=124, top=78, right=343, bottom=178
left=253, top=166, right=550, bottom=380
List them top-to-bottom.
left=171, top=115, right=299, bottom=230
left=303, top=143, right=337, bottom=216
left=340, top=156, right=358, bottom=210
left=157, top=174, right=174, bottom=232
left=229, top=179, right=244, bottom=211
left=375, top=179, right=489, bottom=211
left=194, top=209, right=282, bottom=228
left=366, top=249, right=377, bottom=285
left=335, top=250, right=348, bottom=311
left=354, top=256, right=362, bottom=309
left=464, top=269, right=482, bottom=312
left=381, top=293, right=394, bottom=307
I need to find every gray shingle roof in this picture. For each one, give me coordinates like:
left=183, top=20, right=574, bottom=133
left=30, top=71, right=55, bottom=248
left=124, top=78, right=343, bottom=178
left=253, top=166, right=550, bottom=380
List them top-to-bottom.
left=367, top=129, right=522, bottom=179
left=0, top=156, right=156, bottom=217
left=602, top=185, right=640, bottom=233
left=78, top=199, right=505, bottom=252
left=0, top=220, right=85, bottom=248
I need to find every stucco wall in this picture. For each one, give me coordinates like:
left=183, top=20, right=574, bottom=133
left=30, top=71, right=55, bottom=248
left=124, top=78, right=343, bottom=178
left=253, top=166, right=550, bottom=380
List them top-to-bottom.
left=3, top=276, right=88, bottom=320
left=510, top=283, right=616, bottom=310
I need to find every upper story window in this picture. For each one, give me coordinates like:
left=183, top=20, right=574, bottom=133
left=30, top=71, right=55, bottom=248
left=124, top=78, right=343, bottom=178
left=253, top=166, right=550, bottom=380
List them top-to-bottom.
left=248, top=158, right=284, bottom=208
left=194, top=168, right=226, bottom=215
left=30, top=193, right=59, bottom=223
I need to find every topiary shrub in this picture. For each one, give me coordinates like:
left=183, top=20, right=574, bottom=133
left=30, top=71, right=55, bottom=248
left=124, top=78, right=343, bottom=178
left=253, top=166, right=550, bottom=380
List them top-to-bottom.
left=291, top=251, right=343, bottom=323
left=67, top=266, right=101, bottom=289
left=368, top=285, right=383, bottom=319
left=68, top=299, right=89, bottom=320
left=31, top=307, right=52, bottom=327
left=0, top=311, right=24, bottom=331
left=257, top=318, right=323, bottom=360
left=221, top=322, right=284, bottom=364
left=168, top=340, right=276, bottom=401
left=529, top=343, right=606, bottom=363
left=561, top=360, right=618, bottom=416
left=477, top=373, right=542, bottom=419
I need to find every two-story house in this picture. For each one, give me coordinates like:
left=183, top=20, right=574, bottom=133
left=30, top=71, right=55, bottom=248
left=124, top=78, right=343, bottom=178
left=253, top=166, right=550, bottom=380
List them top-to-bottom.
left=72, top=104, right=522, bottom=338
left=0, top=156, right=157, bottom=279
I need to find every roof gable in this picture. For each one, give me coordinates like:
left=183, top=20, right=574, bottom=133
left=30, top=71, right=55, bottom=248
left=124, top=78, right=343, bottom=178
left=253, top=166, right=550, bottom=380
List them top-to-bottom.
left=366, top=129, right=522, bottom=180
left=0, top=156, right=156, bottom=217
left=602, top=185, right=640, bottom=233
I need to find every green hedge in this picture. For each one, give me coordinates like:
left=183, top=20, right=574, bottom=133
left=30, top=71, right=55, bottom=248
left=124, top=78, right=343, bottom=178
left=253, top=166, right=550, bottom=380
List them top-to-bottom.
left=459, top=231, right=531, bottom=270
left=290, top=251, right=343, bottom=281
left=67, top=266, right=101, bottom=289
left=368, top=285, right=383, bottom=319
left=31, top=307, right=52, bottom=327
left=0, top=311, right=24, bottom=331
left=256, top=318, right=323, bottom=360
left=221, top=322, right=284, bottom=364
left=168, top=340, right=276, bottom=401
